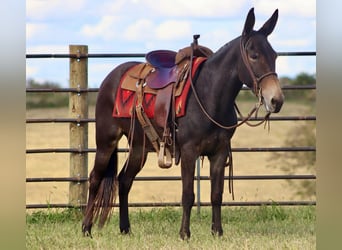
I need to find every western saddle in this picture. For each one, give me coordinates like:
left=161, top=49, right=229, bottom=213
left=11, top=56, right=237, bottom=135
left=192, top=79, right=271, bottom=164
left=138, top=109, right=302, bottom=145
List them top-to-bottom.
left=128, top=35, right=213, bottom=168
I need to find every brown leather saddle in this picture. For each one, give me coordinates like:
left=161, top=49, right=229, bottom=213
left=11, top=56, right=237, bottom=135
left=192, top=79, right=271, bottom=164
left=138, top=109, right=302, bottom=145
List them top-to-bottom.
left=120, top=38, right=213, bottom=168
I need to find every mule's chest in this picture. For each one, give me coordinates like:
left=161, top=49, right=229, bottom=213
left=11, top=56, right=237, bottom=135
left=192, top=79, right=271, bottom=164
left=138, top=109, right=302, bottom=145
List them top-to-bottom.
left=197, top=129, right=234, bottom=154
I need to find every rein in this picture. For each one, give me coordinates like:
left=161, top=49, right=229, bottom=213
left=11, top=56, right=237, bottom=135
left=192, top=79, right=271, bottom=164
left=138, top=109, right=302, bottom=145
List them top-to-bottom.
left=188, top=37, right=272, bottom=131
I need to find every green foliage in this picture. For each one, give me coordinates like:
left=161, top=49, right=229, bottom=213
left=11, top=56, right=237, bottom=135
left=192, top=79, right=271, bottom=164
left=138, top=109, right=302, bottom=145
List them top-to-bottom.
left=236, top=72, right=316, bottom=102
left=261, top=72, right=316, bottom=199
left=281, top=72, right=316, bottom=102
left=293, top=72, right=316, bottom=85
left=26, top=78, right=98, bottom=109
left=27, top=78, right=61, bottom=89
left=26, top=79, right=69, bottom=108
left=268, top=121, right=316, bottom=199
left=255, top=204, right=289, bottom=222
left=26, top=207, right=83, bottom=224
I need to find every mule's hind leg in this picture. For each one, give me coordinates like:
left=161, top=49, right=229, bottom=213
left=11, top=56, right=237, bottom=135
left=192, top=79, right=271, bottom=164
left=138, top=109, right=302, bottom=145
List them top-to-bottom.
left=82, top=61, right=138, bottom=237
left=82, top=119, right=122, bottom=237
left=118, top=145, right=148, bottom=234
left=82, top=146, right=118, bottom=237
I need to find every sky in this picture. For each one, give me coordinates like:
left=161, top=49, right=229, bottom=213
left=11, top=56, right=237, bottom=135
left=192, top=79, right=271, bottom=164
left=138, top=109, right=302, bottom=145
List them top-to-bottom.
left=26, top=0, right=316, bottom=88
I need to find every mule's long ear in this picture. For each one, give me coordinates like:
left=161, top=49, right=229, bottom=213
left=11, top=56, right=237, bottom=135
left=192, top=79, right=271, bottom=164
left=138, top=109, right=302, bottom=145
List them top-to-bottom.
left=242, top=8, right=255, bottom=37
left=258, top=9, right=279, bottom=36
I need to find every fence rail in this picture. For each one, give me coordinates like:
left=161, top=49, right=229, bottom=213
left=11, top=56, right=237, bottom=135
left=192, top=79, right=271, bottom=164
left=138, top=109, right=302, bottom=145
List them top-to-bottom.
left=26, top=47, right=316, bottom=210
left=26, top=51, right=316, bottom=59
left=25, top=85, right=316, bottom=94
left=26, top=116, right=316, bottom=124
left=26, top=146, right=315, bottom=154
left=26, top=174, right=316, bottom=183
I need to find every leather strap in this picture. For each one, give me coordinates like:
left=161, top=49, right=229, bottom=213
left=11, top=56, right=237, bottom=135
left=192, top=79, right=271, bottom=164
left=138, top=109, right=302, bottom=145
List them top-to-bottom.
left=135, top=79, right=172, bottom=168
left=135, top=80, right=160, bottom=152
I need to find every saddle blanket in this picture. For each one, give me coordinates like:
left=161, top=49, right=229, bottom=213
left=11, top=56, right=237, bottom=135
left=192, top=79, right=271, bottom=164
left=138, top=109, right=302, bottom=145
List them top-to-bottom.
left=112, top=57, right=206, bottom=118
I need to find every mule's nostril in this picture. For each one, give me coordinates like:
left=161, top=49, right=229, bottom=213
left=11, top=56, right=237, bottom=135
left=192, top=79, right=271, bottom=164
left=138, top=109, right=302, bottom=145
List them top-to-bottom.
left=270, top=95, right=284, bottom=113
left=270, top=97, right=277, bottom=109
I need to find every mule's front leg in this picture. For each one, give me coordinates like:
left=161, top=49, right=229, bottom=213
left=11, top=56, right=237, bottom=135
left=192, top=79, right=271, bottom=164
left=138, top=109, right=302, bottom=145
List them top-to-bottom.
left=209, top=154, right=226, bottom=236
left=179, top=157, right=196, bottom=240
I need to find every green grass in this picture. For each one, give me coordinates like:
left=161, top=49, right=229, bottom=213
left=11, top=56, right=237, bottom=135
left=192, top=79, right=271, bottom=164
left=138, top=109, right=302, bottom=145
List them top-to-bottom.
left=26, top=206, right=315, bottom=249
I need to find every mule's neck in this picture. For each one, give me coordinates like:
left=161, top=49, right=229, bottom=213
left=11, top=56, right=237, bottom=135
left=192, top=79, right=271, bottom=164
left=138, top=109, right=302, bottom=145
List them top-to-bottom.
left=199, top=37, right=244, bottom=113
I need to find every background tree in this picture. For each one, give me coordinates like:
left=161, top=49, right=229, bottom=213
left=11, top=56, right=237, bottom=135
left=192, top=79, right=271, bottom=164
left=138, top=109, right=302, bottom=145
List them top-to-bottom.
left=267, top=72, right=316, bottom=199
left=26, top=79, right=69, bottom=108
left=26, top=79, right=98, bottom=108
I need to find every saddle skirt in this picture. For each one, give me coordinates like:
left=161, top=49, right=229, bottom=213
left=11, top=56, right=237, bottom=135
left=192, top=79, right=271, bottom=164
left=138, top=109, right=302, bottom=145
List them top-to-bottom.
left=112, top=56, right=206, bottom=119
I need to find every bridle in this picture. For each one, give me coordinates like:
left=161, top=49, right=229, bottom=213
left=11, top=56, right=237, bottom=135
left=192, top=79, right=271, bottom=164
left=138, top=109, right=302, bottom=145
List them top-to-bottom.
left=189, top=35, right=275, bottom=131
left=239, top=36, right=278, bottom=96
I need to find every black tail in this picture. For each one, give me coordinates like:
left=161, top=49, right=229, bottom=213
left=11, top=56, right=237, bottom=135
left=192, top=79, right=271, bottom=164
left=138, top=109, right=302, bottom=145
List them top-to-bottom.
left=87, top=149, right=118, bottom=228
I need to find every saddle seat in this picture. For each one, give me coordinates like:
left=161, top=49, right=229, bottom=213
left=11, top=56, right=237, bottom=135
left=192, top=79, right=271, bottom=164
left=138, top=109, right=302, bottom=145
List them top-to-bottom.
left=145, top=45, right=214, bottom=89
left=145, top=50, right=178, bottom=89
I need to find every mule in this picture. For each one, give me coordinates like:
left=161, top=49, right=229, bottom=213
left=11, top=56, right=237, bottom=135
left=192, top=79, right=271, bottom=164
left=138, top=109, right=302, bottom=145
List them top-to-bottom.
left=82, top=8, right=284, bottom=239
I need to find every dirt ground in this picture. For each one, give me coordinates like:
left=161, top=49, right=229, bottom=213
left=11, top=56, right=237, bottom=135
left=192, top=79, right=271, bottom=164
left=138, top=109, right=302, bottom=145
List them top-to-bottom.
left=26, top=102, right=315, bottom=206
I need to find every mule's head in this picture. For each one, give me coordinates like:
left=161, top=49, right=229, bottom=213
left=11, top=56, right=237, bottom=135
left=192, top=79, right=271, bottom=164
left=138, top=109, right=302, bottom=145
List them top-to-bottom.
left=239, top=8, right=284, bottom=113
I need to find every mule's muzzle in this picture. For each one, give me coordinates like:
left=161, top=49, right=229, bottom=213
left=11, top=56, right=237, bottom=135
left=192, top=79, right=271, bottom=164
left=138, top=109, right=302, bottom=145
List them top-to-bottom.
left=260, top=77, right=284, bottom=113
left=263, top=90, right=284, bottom=113
left=271, top=94, right=284, bottom=113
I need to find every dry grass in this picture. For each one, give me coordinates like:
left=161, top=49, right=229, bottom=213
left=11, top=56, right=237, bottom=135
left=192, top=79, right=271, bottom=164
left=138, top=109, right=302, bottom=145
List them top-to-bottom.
left=26, top=101, right=315, bottom=207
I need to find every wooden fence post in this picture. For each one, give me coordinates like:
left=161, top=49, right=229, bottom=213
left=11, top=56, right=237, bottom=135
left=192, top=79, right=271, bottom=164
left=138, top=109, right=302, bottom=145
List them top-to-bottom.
left=69, top=45, right=88, bottom=208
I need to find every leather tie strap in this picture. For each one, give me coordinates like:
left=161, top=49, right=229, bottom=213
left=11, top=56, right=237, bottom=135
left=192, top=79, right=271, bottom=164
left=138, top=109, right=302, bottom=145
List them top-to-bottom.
left=135, top=79, right=172, bottom=168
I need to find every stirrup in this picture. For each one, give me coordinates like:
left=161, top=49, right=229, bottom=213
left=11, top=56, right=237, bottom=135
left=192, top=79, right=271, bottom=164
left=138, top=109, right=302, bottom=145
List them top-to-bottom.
left=158, top=141, right=172, bottom=168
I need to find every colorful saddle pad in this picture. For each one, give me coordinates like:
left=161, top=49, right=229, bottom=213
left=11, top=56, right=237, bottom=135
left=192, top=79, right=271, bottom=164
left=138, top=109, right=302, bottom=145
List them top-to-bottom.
left=112, top=57, right=206, bottom=119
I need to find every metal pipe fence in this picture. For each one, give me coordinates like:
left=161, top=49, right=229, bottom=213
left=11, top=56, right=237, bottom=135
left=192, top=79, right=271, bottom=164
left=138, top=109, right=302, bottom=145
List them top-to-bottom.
left=26, top=48, right=316, bottom=209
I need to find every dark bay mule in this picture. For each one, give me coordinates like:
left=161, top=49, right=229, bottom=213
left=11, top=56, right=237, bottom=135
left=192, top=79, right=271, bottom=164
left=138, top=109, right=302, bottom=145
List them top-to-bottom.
left=82, top=8, right=284, bottom=239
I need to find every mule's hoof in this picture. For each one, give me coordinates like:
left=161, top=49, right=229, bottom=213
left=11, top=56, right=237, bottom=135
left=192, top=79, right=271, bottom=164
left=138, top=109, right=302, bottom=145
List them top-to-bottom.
left=82, top=224, right=93, bottom=238
left=120, top=227, right=131, bottom=235
left=211, top=227, right=223, bottom=237
left=179, top=230, right=190, bottom=240
left=84, top=231, right=93, bottom=238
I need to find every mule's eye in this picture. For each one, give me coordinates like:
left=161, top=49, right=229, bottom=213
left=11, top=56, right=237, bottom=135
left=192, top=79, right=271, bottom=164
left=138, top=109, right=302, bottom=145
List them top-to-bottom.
left=250, top=53, right=259, bottom=61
